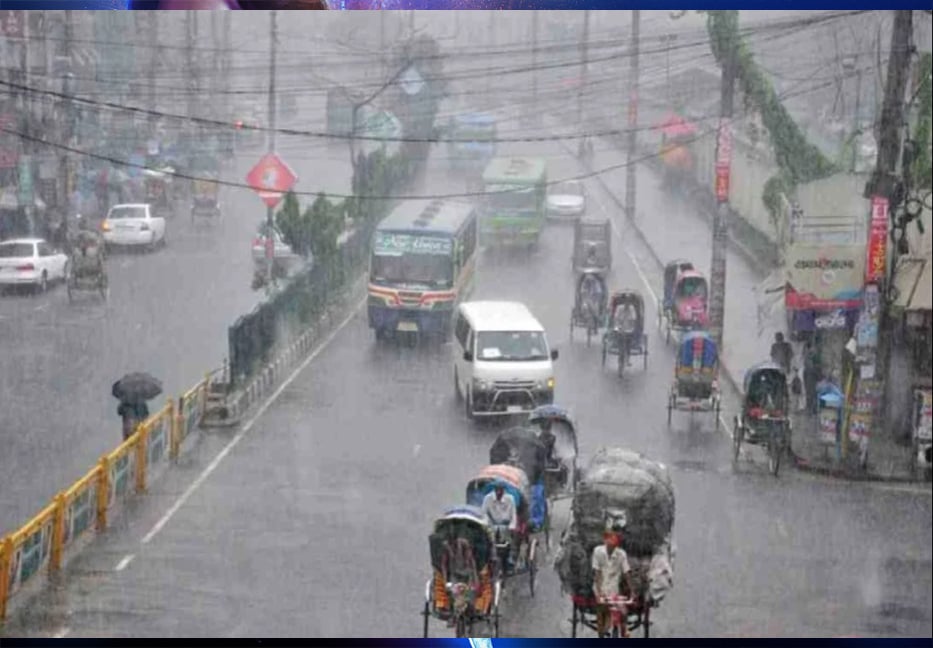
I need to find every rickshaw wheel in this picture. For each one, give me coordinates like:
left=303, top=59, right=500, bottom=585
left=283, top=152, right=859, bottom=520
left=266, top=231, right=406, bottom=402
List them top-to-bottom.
left=66, top=283, right=74, bottom=303
left=665, top=322, right=672, bottom=345
left=586, top=325, right=593, bottom=348
left=643, top=335, right=649, bottom=370
left=617, top=349, right=625, bottom=377
left=666, top=396, right=673, bottom=426
left=732, top=419, right=743, bottom=463
left=769, top=434, right=782, bottom=476
left=422, top=602, right=430, bottom=638
left=570, top=604, right=578, bottom=638
left=643, top=604, right=651, bottom=638
left=492, top=606, right=500, bottom=637
left=455, top=615, right=467, bottom=638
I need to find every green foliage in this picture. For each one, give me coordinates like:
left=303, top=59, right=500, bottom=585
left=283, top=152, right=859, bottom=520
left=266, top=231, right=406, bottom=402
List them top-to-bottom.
left=705, top=11, right=837, bottom=222
left=911, top=53, right=932, bottom=190
left=275, top=191, right=345, bottom=268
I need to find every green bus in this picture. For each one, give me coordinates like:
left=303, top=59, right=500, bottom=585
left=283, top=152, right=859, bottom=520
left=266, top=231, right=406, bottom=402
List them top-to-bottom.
left=480, top=157, right=548, bottom=247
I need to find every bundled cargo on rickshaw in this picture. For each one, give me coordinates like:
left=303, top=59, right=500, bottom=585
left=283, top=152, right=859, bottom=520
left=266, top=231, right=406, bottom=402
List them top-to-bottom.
left=555, top=447, right=675, bottom=637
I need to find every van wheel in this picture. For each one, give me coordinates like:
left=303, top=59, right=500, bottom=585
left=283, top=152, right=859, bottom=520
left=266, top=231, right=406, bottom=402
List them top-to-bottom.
left=454, top=368, right=463, bottom=402
left=464, top=388, right=475, bottom=421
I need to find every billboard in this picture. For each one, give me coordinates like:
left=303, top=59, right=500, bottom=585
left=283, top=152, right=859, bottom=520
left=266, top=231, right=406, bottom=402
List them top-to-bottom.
left=785, top=243, right=865, bottom=311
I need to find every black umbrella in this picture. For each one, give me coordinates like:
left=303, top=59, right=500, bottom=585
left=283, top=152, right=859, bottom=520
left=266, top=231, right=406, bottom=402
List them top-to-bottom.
left=112, top=372, right=163, bottom=403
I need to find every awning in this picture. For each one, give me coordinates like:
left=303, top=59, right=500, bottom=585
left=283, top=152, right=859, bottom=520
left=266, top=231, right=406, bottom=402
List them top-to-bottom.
left=891, top=257, right=926, bottom=310
left=908, top=258, right=932, bottom=312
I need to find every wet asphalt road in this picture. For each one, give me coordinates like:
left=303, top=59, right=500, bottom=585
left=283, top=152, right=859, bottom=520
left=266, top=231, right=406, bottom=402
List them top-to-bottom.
left=4, top=105, right=931, bottom=638
left=0, top=124, right=353, bottom=537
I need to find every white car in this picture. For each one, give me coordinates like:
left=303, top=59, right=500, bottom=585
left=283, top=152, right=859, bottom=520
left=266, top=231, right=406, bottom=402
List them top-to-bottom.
left=547, top=180, right=586, bottom=221
left=101, top=203, right=166, bottom=250
left=251, top=222, right=306, bottom=274
left=0, top=238, right=69, bottom=294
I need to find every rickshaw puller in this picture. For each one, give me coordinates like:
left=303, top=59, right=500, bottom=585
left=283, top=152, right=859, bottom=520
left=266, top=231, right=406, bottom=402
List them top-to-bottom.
left=482, top=484, right=519, bottom=567
left=591, top=526, right=633, bottom=638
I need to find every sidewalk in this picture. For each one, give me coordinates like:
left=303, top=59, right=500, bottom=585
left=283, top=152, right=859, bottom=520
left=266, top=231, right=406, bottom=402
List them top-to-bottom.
left=571, top=115, right=923, bottom=483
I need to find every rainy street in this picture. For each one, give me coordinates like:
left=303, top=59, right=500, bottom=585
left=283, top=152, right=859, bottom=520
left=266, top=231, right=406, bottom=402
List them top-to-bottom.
left=2, top=10, right=932, bottom=639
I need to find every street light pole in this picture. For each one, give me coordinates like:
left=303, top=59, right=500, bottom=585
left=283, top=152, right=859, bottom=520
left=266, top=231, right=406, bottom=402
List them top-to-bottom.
left=266, top=10, right=278, bottom=285
left=578, top=10, right=590, bottom=128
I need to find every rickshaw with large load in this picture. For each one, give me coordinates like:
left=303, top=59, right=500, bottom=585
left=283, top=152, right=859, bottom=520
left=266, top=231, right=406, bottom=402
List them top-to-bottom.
left=657, top=114, right=697, bottom=191
left=572, top=217, right=612, bottom=276
left=66, top=229, right=108, bottom=302
left=570, top=270, right=608, bottom=347
left=602, top=289, right=649, bottom=376
left=667, top=331, right=721, bottom=426
left=733, top=361, right=793, bottom=476
left=528, top=404, right=579, bottom=505
left=555, top=448, right=675, bottom=638
left=466, top=464, right=545, bottom=596
left=422, top=506, right=502, bottom=638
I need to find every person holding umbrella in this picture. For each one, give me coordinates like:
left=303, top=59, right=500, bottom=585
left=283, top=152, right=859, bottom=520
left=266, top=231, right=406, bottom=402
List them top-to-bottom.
left=112, top=372, right=162, bottom=441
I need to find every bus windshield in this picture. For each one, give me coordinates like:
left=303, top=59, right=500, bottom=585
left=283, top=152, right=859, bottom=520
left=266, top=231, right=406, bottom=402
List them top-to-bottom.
left=486, top=185, right=536, bottom=212
left=370, top=232, right=454, bottom=288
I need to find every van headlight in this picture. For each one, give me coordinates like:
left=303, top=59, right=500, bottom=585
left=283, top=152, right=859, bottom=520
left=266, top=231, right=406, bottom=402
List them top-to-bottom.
left=473, top=378, right=492, bottom=392
left=537, top=378, right=555, bottom=391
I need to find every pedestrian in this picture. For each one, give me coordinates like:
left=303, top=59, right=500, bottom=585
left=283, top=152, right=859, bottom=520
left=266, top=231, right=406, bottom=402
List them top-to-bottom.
left=770, top=332, right=794, bottom=375
left=803, top=340, right=821, bottom=415
left=117, top=400, right=150, bottom=441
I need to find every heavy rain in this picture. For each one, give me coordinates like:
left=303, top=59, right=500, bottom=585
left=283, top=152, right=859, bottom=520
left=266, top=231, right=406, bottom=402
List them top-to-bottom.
left=0, top=8, right=931, bottom=638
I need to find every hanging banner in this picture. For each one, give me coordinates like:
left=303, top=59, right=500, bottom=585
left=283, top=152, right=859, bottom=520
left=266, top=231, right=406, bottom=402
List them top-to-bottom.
left=866, top=196, right=888, bottom=283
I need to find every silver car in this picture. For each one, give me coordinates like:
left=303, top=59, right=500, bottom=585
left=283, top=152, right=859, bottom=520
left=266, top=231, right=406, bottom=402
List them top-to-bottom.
left=546, top=180, right=586, bottom=222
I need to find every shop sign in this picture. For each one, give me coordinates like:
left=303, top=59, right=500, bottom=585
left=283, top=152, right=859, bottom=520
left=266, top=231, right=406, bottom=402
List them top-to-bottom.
left=866, top=196, right=888, bottom=283
left=785, top=243, right=864, bottom=310
left=814, top=309, right=848, bottom=330
left=916, top=389, right=932, bottom=442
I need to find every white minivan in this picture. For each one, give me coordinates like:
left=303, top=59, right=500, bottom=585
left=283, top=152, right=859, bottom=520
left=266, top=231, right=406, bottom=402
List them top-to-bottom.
left=453, top=300, right=558, bottom=419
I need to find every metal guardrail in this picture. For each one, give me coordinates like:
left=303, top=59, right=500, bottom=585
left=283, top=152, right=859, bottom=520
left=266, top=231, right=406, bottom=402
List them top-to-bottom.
left=0, top=393, right=191, bottom=622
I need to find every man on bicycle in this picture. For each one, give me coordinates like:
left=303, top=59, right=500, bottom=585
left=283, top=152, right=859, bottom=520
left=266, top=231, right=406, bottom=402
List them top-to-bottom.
left=482, top=483, right=519, bottom=569
left=592, top=525, right=633, bottom=638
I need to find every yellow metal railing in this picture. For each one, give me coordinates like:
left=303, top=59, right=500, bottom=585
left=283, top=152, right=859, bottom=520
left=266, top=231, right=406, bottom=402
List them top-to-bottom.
left=0, top=377, right=207, bottom=622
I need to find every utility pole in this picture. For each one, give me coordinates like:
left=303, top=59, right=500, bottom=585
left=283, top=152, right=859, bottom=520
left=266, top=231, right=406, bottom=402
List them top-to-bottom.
left=853, top=9, right=914, bottom=466
left=61, top=10, right=75, bottom=221
left=265, top=10, right=278, bottom=284
left=532, top=10, right=539, bottom=116
left=578, top=10, right=590, bottom=127
left=487, top=11, right=495, bottom=103
left=624, top=11, right=640, bottom=226
left=22, top=12, right=33, bottom=235
left=148, top=12, right=158, bottom=138
left=185, top=12, right=196, bottom=132
left=708, top=12, right=737, bottom=353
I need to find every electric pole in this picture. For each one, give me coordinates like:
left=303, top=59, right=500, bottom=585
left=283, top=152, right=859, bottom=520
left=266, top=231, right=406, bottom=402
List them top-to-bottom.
left=61, top=10, right=75, bottom=220
left=266, top=10, right=278, bottom=284
left=532, top=10, right=539, bottom=116
left=578, top=10, right=590, bottom=127
left=487, top=11, right=495, bottom=103
left=624, top=11, right=640, bottom=227
left=708, top=11, right=737, bottom=353
left=148, top=12, right=158, bottom=137
left=185, top=12, right=196, bottom=132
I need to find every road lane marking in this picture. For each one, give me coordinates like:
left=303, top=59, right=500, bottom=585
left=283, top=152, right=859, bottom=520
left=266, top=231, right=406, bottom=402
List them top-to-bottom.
left=141, top=296, right=366, bottom=546
left=114, top=554, right=135, bottom=571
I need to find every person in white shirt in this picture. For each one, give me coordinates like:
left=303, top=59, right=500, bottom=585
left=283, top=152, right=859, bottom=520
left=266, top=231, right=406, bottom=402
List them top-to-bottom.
left=482, top=484, right=519, bottom=568
left=591, top=527, right=633, bottom=637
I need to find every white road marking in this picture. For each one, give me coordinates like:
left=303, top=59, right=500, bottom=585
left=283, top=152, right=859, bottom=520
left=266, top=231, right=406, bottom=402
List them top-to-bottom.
left=141, top=297, right=365, bottom=546
left=114, top=554, right=135, bottom=571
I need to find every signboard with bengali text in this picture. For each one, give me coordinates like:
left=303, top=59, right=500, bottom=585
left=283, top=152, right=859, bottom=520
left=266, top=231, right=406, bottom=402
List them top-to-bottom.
left=865, top=196, right=888, bottom=283
left=374, top=232, right=453, bottom=256
left=785, top=244, right=865, bottom=311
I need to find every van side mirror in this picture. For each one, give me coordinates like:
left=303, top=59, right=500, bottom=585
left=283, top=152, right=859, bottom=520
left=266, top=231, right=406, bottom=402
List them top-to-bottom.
left=551, top=349, right=559, bottom=361
left=463, top=350, right=474, bottom=362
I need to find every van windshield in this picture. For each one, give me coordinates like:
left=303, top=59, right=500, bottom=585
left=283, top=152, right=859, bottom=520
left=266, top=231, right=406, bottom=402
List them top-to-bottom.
left=476, top=331, right=548, bottom=361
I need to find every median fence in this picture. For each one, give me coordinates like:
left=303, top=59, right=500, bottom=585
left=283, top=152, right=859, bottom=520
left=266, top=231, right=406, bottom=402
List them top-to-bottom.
left=228, top=219, right=373, bottom=389
left=0, top=380, right=208, bottom=622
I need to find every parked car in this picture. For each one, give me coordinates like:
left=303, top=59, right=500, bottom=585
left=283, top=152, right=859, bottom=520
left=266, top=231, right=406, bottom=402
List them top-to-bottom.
left=547, top=180, right=586, bottom=221
left=101, top=203, right=167, bottom=251
left=250, top=222, right=308, bottom=275
left=0, top=238, right=69, bottom=294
